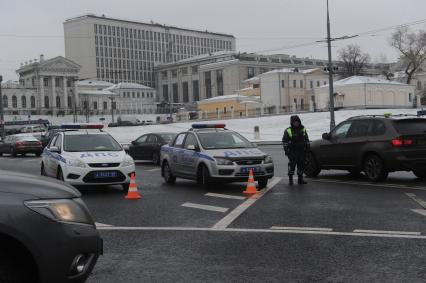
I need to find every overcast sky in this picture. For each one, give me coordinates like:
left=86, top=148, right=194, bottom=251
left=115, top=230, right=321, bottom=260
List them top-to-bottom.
left=1, top=0, right=425, bottom=81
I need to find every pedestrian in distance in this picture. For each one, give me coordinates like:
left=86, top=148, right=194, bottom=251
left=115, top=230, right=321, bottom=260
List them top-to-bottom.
left=282, top=115, right=310, bottom=185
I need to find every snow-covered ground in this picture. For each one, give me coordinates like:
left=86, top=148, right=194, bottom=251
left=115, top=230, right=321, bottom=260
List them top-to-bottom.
left=5, top=108, right=421, bottom=143
left=104, top=108, right=420, bottom=143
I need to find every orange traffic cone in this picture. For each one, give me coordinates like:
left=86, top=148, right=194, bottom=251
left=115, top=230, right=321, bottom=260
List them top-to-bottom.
left=243, top=169, right=258, bottom=195
left=125, top=173, right=142, bottom=200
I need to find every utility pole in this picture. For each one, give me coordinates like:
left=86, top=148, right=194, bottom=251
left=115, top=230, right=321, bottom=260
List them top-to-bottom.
left=317, top=0, right=358, bottom=131
left=0, top=75, right=4, bottom=140
left=108, top=96, right=115, bottom=123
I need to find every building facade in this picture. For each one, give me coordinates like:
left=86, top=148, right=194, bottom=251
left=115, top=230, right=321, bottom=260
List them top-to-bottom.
left=64, top=14, right=235, bottom=87
left=155, top=52, right=330, bottom=107
left=8, top=55, right=81, bottom=115
left=314, top=76, right=415, bottom=110
left=106, top=83, right=156, bottom=114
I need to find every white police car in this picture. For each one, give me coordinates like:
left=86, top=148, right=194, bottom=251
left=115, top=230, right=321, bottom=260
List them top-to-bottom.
left=41, top=124, right=135, bottom=190
left=161, top=124, right=274, bottom=188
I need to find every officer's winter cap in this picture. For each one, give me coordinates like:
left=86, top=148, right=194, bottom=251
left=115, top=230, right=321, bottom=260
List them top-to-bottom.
left=290, top=115, right=301, bottom=125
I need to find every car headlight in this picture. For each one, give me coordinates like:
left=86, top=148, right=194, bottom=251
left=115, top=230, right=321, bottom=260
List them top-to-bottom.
left=122, top=155, right=135, bottom=167
left=264, top=155, right=273, bottom=164
left=215, top=157, right=234, bottom=165
left=67, top=159, right=86, bottom=168
left=24, top=198, right=94, bottom=225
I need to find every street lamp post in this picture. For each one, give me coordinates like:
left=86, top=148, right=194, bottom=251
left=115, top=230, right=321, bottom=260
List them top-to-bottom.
left=0, top=75, right=4, bottom=140
left=108, top=96, right=115, bottom=123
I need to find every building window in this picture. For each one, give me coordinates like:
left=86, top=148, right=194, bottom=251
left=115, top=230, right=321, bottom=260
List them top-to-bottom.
left=191, top=66, right=198, bottom=74
left=181, top=67, right=188, bottom=75
left=247, top=67, right=255, bottom=79
left=172, top=70, right=177, bottom=78
left=216, top=70, right=224, bottom=96
left=161, top=71, right=168, bottom=79
left=205, top=71, right=212, bottom=98
left=55, top=77, right=60, bottom=87
left=44, top=78, right=49, bottom=87
left=67, top=79, right=72, bottom=87
left=193, top=80, right=199, bottom=101
left=281, top=80, right=285, bottom=88
left=293, top=80, right=296, bottom=88
left=300, top=80, right=303, bottom=88
left=310, top=81, right=313, bottom=89
left=317, top=81, right=320, bottom=87
left=324, top=81, right=327, bottom=85
left=417, top=81, right=422, bottom=90
left=182, top=82, right=189, bottom=102
left=172, top=83, right=178, bottom=103
left=162, top=85, right=169, bottom=102
left=132, top=92, right=135, bottom=98
left=409, top=93, right=412, bottom=102
left=3, top=95, right=8, bottom=108
left=12, top=96, right=17, bottom=108
left=21, top=96, right=26, bottom=108
left=30, top=96, right=35, bottom=108
left=44, top=96, right=49, bottom=108
left=56, top=96, right=61, bottom=108
left=68, top=96, right=72, bottom=108
left=93, top=101, right=98, bottom=110
left=103, top=101, right=108, bottom=110
left=112, top=101, right=116, bottom=110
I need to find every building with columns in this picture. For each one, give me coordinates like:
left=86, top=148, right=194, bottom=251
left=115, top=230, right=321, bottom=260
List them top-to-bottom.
left=12, top=55, right=81, bottom=115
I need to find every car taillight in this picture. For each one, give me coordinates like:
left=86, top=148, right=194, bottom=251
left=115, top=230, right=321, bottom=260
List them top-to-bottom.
left=391, top=139, right=413, bottom=147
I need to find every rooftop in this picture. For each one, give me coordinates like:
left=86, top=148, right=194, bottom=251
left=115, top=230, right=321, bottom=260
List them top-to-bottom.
left=64, top=14, right=235, bottom=38
left=320, top=76, right=409, bottom=88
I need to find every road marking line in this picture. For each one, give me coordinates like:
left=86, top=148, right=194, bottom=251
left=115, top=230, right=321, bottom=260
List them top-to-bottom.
left=147, top=168, right=161, bottom=172
left=212, top=177, right=282, bottom=230
left=308, top=178, right=426, bottom=191
left=205, top=193, right=246, bottom=200
left=405, top=193, right=426, bottom=209
left=181, top=202, right=229, bottom=213
left=411, top=209, right=426, bottom=217
left=95, top=222, right=114, bottom=227
left=96, top=226, right=426, bottom=239
left=271, top=226, right=333, bottom=232
left=353, top=229, right=421, bottom=236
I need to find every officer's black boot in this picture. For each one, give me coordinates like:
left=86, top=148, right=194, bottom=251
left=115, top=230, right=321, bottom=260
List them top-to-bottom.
left=289, top=175, right=294, bottom=185
left=298, top=175, right=307, bottom=185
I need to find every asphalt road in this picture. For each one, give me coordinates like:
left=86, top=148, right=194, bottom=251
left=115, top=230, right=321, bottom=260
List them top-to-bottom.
left=1, top=146, right=426, bottom=282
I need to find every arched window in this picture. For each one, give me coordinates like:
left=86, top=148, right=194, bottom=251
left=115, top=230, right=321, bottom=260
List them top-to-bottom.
left=2, top=95, right=8, bottom=108
left=12, top=95, right=17, bottom=108
left=21, top=96, right=27, bottom=108
left=30, top=96, right=36, bottom=108
left=44, top=96, right=49, bottom=108
left=56, top=96, right=61, bottom=108
left=68, top=96, right=72, bottom=108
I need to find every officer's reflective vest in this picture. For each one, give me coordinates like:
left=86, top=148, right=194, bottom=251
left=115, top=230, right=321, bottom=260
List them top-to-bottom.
left=286, top=127, right=307, bottom=139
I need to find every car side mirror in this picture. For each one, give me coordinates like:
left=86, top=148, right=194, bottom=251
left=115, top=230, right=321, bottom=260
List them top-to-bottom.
left=322, top=133, right=331, bottom=140
left=131, top=141, right=137, bottom=145
left=49, top=146, right=60, bottom=153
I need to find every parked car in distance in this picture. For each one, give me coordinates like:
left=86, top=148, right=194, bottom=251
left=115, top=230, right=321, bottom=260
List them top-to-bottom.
left=305, top=114, right=426, bottom=181
left=21, top=125, right=46, bottom=133
left=128, top=132, right=176, bottom=164
left=0, top=134, right=43, bottom=156
left=0, top=170, right=102, bottom=283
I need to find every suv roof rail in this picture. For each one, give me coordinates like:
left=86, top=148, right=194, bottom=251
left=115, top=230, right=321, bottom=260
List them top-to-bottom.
left=347, top=114, right=418, bottom=120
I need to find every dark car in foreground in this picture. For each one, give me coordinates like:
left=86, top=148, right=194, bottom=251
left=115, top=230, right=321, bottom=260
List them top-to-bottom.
left=305, top=114, right=426, bottom=181
left=128, top=132, right=176, bottom=164
left=0, top=134, right=43, bottom=156
left=0, top=171, right=102, bottom=283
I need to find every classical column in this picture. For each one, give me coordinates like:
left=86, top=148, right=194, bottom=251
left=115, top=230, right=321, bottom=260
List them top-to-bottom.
left=39, top=76, right=44, bottom=113
left=51, top=76, right=56, bottom=113
left=63, top=77, right=68, bottom=110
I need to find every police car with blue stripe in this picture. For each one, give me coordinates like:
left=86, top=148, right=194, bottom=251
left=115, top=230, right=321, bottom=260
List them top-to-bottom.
left=41, top=124, right=135, bottom=190
left=161, top=124, right=274, bottom=188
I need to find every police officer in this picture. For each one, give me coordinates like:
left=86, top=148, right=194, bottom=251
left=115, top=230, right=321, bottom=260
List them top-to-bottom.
left=282, top=115, right=309, bottom=185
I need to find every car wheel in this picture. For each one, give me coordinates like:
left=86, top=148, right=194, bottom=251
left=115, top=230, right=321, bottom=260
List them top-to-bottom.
left=11, top=148, right=17, bottom=157
left=0, top=152, right=2, bottom=156
left=35, top=152, right=41, bottom=157
left=152, top=152, right=160, bottom=165
left=304, top=152, right=321, bottom=177
left=363, top=154, right=388, bottom=182
left=162, top=161, right=176, bottom=184
left=41, top=162, right=46, bottom=176
left=198, top=165, right=212, bottom=189
left=57, top=167, right=64, bottom=181
left=412, top=169, right=426, bottom=179
left=258, top=178, right=268, bottom=189
left=0, top=252, right=36, bottom=283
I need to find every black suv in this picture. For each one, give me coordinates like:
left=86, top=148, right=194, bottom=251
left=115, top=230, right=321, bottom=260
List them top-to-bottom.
left=305, top=115, right=426, bottom=181
left=0, top=171, right=102, bottom=282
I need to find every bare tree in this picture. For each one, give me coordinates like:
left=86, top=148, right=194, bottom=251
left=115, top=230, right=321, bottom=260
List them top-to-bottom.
left=390, top=27, right=426, bottom=84
left=337, top=44, right=371, bottom=77
left=375, top=53, right=394, bottom=80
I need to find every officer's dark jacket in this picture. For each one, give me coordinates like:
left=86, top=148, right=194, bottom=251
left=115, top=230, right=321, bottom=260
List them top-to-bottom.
left=282, top=115, right=309, bottom=153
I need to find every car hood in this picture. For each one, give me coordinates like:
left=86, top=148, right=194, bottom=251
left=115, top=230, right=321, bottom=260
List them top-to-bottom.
left=206, top=148, right=267, bottom=159
left=65, top=151, right=127, bottom=163
left=0, top=170, right=80, bottom=199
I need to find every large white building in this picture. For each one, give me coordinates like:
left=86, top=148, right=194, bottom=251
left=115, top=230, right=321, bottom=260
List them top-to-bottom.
left=63, top=14, right=236, bottom=87
left=314, top=76, right=416, bottom=110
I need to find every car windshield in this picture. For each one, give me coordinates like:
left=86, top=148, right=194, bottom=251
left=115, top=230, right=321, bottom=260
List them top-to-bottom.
left=393, top=119, right=426, bottom=134
left=197, top=131, right=254, bottom=149
left=159, top=133, right=176, bottom=142
left=63, top=134, right=122, bottom=152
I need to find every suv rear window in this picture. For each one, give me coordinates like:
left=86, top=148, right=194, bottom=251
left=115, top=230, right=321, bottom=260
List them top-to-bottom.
left=393, top=119, right=426, bottom=134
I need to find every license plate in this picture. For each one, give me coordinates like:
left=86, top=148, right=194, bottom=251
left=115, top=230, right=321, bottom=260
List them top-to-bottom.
left=240, top=166, right=261, bottom=173
left=94, top=171, right=117, bottom=178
